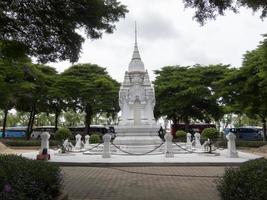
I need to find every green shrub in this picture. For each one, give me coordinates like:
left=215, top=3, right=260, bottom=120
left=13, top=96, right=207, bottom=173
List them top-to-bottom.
left=54, top=128, right=72, bottom=141
left=201, top=128, right=219, bottom=141
left=175, top=130, right=187, bottom=138
left=89, top=133, right=101, bottom=144
left=1, top=139, right=60, bottom=147
left=0, top=154, right=62, bottom=200
left=217, top=159, right=267, bottom=200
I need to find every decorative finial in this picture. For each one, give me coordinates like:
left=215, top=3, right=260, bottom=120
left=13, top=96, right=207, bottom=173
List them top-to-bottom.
left=135, top=21, right=137, bottom=45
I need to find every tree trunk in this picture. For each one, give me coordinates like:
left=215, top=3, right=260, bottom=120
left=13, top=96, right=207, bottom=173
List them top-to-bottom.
left=26, top=104, right=36, bottom=140
left=85, top=105, right=92, bottom=135
left=2, top=109, right=8, bottom=138
left=26, top=109, right=34, bottom=140
left=30, top=110, right=36, bottom=135
left=54, top=111, right=60, bottom=132
left=184, top=117, right=190, bottom=132
left=262, top=118, right=267, bottom=141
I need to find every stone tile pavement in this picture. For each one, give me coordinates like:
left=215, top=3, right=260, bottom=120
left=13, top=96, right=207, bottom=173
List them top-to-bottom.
left=62, top=166, right=227, bottom=200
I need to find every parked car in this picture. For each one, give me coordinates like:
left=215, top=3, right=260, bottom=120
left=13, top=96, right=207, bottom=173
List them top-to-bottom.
left=0, top=127, right=27, bottom=138
left=223, top=127, right=263, bottom=140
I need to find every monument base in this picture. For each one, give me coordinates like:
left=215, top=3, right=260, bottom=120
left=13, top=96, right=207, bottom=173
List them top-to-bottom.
left=113, top=125, right=162, bottom=145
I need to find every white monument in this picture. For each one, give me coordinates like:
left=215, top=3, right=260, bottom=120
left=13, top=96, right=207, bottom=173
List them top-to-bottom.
left=114, top=24, right=162, bottom=146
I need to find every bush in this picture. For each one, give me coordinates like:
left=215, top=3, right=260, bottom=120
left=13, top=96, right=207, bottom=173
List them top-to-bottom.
left=54, top=128, right=72, bottom=141
left=201, top=128, right=219, bottom=141
left=175, top=130, right=187, bottom=138
left=89, top=133, right=101, bottom=144
left=1, top=139, right=60, bottom=147
left=0, top=154, right=62, bottom=200
left=217, top=159, right=267, bottom=200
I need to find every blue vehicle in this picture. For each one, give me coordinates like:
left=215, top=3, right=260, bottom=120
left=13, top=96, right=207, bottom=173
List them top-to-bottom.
left=0, top=127, right=27, bottom=138
left=224, top=127, right=263, bottom=140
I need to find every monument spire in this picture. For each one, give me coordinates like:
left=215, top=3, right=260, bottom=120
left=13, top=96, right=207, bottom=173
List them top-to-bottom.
left=135, top=21, right=137, bottom=45
left=128, top=22, right=145, bottom=73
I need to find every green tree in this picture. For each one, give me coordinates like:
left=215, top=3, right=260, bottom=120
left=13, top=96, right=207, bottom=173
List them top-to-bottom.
left=0, top=0, right=127, bottom=63
left=183, top=0, right=267, bottom=24
left=219, top=38, right=267, bottom=139
left=0, top=48, right=30, bottom=137
left=16, top=64, right=57, bottom=139
left=59, top=64, right=119, bottom=134
left=154, top=64, right=228, bottom=130
left=63, top=111, right=84, bottom=127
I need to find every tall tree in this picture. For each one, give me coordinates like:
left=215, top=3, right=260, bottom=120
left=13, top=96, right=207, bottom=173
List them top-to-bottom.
left=0, top=0, right=127, bottom=63
left=183, top=0, right=267, bottom=24
left=219, top=38, right=267, bottom=139
left=0, top=41, right=30, bottom=137
left=16, top=64, right=57, bottom=139
left=59, top=64, right=119, bottom=134
left=154, top=64, right=229, bottom=129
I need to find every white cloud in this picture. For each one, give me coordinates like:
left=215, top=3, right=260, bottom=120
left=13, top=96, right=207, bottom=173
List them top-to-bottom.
left=49, top=0, right=267, bottom=82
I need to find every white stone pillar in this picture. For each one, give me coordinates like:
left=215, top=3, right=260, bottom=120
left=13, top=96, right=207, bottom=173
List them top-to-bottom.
left=40, top=132, right=50, bottom=154
left=164, top=132, right=174, bottom=158
left=186, top=132, right=192, bottom=150
left=194, top=132, right=201, bottom=149
left=226, top=132, right=238, bottom=158
left=74, top=134, right=82, bottom=150
left=102, top=134, right=111, bottom=158
left=84, top=135, right=90, bottom=149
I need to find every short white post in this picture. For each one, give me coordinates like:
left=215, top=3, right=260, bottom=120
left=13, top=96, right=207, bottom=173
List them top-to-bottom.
left=37, top=132, right=50, bottom=160
left=40, top=132, right=50, bottom=154
left=164, top=132, right=174, bottom=158
left=186, top=132, right=192, bottom=150
left=194, top=132, right=201, bottom=149
left=226, top=132, right=238, bottom=158
left=74, top=134, right=82, bottom=150
left=102, top=134, right=111, bottom=158
left=84, top=135, right=90, bottom=149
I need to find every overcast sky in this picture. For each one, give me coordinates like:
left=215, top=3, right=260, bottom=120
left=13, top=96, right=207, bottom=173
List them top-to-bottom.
left=49, top=0, right=267, bottom=82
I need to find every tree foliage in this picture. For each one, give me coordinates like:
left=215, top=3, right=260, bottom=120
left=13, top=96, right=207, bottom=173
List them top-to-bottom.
left=0, top=0, right=127, bottom=63
left=183, top=0, right=267, bottom=24
left=218, top=36, right=267, bottom=139
left=58, top=63, right=120, bottom=134
left=154, top=64, right=229, bottom=126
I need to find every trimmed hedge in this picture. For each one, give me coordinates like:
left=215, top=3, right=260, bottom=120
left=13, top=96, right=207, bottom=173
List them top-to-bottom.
left=55, top=127, right=72, bottom=141
left=202, top=128, right=219, bottom=141
left=175, top=130, right=187, bottom=138
left=89, top=133, right=101, bottom=144
left=1, top=139, right=61, bottom=147
left=0, top=154, right=62, bottom=200
left=217, top=159, right=267, bottom=200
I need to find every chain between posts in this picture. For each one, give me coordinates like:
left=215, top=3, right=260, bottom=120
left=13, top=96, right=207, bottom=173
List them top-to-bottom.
left=172, top=141, right=219, bottom=154
left=111, top=142, right=164, bottom=155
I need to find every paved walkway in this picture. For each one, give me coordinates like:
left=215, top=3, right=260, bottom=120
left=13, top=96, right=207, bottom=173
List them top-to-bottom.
left=62, top=166, right=226, bottom=200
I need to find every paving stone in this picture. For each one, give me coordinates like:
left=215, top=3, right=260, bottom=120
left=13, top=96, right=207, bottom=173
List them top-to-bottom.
left=62, top=166, right=227, bottom=200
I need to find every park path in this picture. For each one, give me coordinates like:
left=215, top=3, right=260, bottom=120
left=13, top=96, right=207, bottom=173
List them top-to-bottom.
left=62, top=166, right=226, bottom=200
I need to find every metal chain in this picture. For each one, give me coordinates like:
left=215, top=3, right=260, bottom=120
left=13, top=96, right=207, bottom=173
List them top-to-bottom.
left=172, top=141, right=218, bottom=154
left=111, top=142, right=164, bottom=156
left=173, top=142, right=194, bottom=153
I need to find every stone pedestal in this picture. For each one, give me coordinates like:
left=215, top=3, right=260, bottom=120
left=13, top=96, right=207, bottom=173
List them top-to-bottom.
left=114, top=125, right=162, bottom=145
